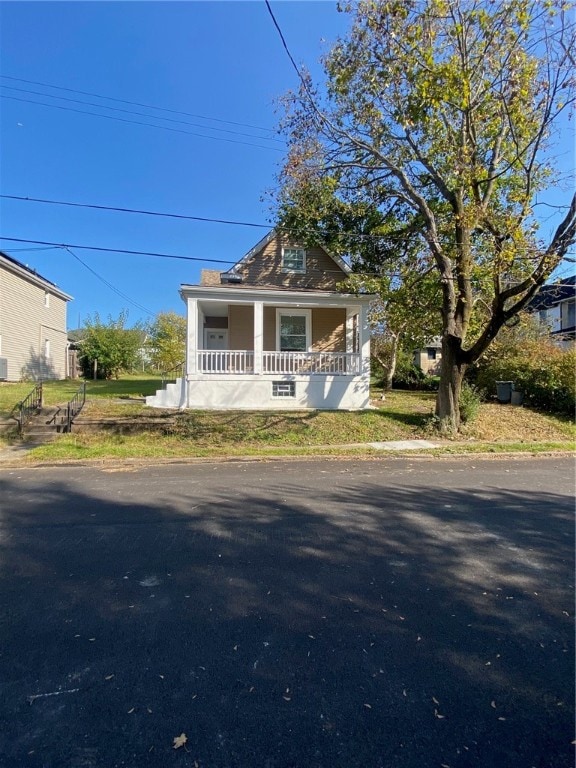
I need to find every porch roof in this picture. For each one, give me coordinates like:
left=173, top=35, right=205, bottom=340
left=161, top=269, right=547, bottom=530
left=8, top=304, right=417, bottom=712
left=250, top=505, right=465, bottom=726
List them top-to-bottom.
left=180, top=284, right=375, bottom=306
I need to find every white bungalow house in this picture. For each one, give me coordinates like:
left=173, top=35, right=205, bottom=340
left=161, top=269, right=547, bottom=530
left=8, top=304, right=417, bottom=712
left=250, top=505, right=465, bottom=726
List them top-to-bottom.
left=146, top=230, right=373, bottom=410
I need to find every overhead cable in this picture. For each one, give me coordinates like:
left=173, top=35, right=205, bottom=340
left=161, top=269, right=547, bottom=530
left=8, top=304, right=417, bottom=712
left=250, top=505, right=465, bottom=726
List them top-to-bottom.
left=0, top=74, right=277, bottom=134
left=1, top=84, right=284, bottom=144
left=1, top=94, right=283, bottom=152
left=0, top=236, right=235, bottom=264
left=65, top=247, right=155, bottom=316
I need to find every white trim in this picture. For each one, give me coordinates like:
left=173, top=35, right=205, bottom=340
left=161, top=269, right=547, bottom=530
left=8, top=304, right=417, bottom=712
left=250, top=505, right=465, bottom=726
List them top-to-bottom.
left=281, top=246, right=306, bottom=274
left=180, top=284, right=374, bottom=307
left=276, top=308, right=311, bottom=352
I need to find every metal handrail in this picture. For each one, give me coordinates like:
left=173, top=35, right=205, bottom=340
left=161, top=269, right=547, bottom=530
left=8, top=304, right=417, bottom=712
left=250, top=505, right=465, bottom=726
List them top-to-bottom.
left=161, top=361, right=185, bottom=386
left=65, top=381, right=87, bottom=432
left=13, top=382, right=43, bottom=435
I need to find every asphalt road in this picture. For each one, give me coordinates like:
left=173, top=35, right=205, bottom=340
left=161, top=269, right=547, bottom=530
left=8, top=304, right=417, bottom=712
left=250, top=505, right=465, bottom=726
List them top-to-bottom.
left=0, top=456, right=574, bottom=768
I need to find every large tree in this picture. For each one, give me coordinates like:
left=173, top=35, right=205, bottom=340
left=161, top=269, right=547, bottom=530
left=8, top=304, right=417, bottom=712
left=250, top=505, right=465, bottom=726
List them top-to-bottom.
left=278, top=0, right=576, bottom=431
left=146, top=311, right=186, bottom=372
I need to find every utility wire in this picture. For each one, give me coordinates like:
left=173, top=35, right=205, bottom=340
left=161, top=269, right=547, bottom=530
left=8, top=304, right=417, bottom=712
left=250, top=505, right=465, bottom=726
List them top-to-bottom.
left=0, top=74, right=277, bottom=134
left=1, top=84, right=285, bottom=144
left=1, top=95, right=284, bottom=153
left=0, top=194, right=270, bottom=229
left=2, top=194, right=574, bottom=253
left=0, top=237, right=235, bottom=264
left=65, top=247, right=155, bottom=317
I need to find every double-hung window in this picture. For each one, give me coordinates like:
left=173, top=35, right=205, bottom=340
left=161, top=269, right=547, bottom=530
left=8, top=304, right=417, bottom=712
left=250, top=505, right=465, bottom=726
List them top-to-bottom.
left=281, top=247, right=306, bottom=273
left=277, top=310, right=310, bottom=352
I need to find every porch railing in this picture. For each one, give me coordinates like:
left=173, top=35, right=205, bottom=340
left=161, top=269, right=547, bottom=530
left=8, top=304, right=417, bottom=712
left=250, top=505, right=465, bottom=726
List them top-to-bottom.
left=195, top=350, right=359, bottom=375
left=198, top=350, right=255, bottom=373
left=263, top=351, right=359, bottom=375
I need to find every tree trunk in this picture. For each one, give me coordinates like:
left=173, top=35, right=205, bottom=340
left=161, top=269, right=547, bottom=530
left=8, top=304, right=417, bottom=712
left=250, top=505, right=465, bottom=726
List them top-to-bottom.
left=435, top=337, right=466, bottom=433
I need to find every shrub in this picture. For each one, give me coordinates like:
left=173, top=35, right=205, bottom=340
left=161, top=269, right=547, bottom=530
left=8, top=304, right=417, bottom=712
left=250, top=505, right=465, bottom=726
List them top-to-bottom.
left=474, top=338, right=575, bottom=417
left=459, top=381, right=482, bottom=423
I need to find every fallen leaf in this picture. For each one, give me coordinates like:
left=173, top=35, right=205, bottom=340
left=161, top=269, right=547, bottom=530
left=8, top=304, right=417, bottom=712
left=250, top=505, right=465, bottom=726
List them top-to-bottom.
left=173, top=733, right=187, bottom=750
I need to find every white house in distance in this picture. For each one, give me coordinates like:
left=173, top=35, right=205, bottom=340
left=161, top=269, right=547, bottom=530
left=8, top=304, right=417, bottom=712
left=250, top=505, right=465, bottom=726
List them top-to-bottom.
left=147, top=230, right=373, bottom=410
left=0, top=251, right=73, bottom=381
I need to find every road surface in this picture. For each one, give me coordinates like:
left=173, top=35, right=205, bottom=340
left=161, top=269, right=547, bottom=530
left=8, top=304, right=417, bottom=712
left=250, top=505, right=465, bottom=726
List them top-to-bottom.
left=0, top=456, right=574, bottom=767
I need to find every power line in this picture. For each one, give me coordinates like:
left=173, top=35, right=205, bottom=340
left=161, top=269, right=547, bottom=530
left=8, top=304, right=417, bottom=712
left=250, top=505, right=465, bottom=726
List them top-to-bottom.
left=0, top=74, right=277, bottom=134
left=1, top=84, right=285, bottom=144
left=1, top=95, right=284, bottom=153
left=0, top=194, right=271, bottom=229
left=2, top=194, right=573, bottom=254
left=0, top=195, right=270, bottom=229
left=0, top=237, right=235, bottom=264
left=65, top=247, right=155, bottom=317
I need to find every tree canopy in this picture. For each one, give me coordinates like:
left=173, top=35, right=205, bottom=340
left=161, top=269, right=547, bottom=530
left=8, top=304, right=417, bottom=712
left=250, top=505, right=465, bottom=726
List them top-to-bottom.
left=277, top=0, right=576, bottom=430
left=79, top=311, right=144, bottom=380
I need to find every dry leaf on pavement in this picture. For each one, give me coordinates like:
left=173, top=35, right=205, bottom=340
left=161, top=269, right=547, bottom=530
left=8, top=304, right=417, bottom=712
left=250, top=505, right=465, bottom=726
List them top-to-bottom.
left=173, top=733, right=188, bottom=749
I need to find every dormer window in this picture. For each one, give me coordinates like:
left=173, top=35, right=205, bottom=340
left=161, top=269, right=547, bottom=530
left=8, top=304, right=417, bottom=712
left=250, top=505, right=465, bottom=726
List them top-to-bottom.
left=282, top=247, right=306, bottom=273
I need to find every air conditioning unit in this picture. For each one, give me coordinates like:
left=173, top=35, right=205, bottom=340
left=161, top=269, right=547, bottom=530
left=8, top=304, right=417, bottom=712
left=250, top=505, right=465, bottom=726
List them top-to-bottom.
left=0, top=358, right=7, bottom=381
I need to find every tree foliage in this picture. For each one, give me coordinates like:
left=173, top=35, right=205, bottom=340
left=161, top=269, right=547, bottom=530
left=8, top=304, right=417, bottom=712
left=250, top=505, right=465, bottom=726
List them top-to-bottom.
left=278, top=0, right=576, bottom=430
left=80, top=311, right=144, bottom=380
left=146, top=311, right=186, bottom=372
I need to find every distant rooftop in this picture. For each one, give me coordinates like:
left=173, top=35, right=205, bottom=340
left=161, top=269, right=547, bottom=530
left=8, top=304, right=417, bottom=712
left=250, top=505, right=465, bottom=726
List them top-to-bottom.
left=0, top=250, right=72, bottom=300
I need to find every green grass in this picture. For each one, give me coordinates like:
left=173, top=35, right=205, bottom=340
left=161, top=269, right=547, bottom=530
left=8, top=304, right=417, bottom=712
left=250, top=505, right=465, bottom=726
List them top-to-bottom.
left=0, top=375, right=162, bottom=419
left=0, top=378, right=573, bottom=462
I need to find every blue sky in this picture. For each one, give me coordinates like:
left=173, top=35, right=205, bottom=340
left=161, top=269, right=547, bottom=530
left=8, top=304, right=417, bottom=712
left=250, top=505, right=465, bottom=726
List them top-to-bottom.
left=0, top=1, right=348, bottom=328
left=0, top=2, right=573, bottom=330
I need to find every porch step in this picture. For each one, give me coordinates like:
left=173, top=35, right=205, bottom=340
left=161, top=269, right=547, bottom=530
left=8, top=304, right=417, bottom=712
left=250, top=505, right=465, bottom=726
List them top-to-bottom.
left=146, top=378, right=186, bottom=409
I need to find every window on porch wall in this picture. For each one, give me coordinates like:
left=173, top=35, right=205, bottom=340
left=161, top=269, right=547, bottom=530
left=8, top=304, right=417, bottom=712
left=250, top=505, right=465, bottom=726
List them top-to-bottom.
left=278, top=313, right=309, bottom=352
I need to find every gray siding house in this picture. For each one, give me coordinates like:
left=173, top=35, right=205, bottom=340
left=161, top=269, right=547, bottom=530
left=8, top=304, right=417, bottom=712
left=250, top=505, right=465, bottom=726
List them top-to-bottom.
left=0, top=251, right=73, bottom=381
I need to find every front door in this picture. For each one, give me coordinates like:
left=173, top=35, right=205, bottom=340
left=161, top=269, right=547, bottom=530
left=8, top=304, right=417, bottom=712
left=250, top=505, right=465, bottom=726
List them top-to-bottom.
left=205, top=330, right=228, bottom=350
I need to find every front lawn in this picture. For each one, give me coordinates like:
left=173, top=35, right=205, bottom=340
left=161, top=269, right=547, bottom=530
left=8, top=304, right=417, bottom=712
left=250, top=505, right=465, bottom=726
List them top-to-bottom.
left=0, top=379, right=573, bottom=461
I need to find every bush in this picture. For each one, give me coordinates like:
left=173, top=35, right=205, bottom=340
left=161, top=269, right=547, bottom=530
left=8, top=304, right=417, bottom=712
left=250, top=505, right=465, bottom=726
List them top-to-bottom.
left=474, top=338, right=575, bottom=417
left=459, top=381, right=482, bottom=423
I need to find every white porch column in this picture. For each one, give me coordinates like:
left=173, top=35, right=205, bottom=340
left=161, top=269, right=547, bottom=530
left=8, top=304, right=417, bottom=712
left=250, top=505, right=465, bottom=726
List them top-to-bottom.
left=187, top=297, right=198, bottom=375
left=253, top=300, right=263, bottom=374
left=359, top=302, right=371, bottom=375
left=346, top=307, right=356, bottom=354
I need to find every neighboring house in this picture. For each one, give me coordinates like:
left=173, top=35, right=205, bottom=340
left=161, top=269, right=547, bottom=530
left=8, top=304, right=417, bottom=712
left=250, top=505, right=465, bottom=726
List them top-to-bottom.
left=147, top=230, right=373, bottom=410
left=0, top=251, right=73, bottom=381
left=529, top=275, right=576, bottom=347
left=414, top=338, right=442, bottom=375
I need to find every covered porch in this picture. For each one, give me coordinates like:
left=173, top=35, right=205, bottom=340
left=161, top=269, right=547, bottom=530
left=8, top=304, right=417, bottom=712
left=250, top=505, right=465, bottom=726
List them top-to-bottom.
left=148, top=286, right=372, bottom=410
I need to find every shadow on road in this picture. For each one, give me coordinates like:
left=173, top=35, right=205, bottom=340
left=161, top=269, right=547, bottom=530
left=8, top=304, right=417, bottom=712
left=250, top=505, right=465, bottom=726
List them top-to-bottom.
left=0, top=467, right=573, bottom=767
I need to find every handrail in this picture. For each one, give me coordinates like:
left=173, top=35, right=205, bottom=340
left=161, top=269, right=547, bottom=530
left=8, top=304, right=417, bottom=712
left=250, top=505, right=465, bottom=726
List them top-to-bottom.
left=161, top=361, right=185, bottom=386
left=65, top=381, right=87, bottom=432
left=12, top=382, right=43, bottom=436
